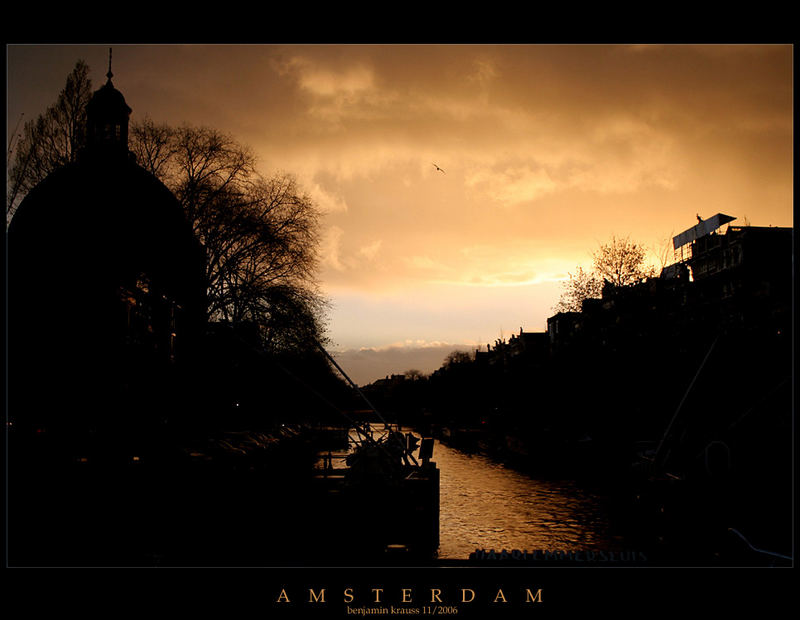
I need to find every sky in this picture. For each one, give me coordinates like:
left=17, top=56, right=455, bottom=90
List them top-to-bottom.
left=6, top=44, right=794, bottom=385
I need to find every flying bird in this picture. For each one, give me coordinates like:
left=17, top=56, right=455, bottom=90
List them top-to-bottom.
left=432, top=163, right=446, bottom=174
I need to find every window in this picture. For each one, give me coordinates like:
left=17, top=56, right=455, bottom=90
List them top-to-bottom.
left=136, top=274, right=150, bottom=294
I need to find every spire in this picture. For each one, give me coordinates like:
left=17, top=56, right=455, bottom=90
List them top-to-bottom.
left=106, top=47, right=114, bottom=83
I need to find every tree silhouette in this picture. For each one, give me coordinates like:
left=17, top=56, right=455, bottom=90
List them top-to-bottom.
left=7, top=60, right=93, bottom=220
left=8, top=61, right=328, bottom=356
left=130, top=120, right=327, bottom=354
left=555, top=235, right=656, bottom=312
left=591, top=235, right=655, bottom=287
left=553, top=265, right=602, bottom=313
left=443, top=350, right=472, bottom=367
left=404, top=369, right=427, bottom=381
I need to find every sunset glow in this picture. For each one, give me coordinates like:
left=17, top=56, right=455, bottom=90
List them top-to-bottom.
left=7, top=44, right=793, bottom=383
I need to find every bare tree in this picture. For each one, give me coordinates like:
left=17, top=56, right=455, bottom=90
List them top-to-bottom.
left=8, top=59, right=328, bottom=355
left=7, top=60, right=93, bottom=220
left=128, top=116, right=178, bottom=180
left=130, top=121, right=328, bottom=353
left=653, top=233, right=676, bottom=272
left=554, top=235, right=656, bottom=313
left=591, top=235, right=655, bottom=287
left=553, top=266, right=602, bottom=313
left=443, top=350, right=472, bottom=367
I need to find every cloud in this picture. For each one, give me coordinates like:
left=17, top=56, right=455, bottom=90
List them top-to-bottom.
left=263, top=48, right=689, bottom=209
left=273, top=53, right=402, bottom=127
left=274, top=55, right=376, bottom=97
left=466, top=57, right=499, bottom=86
left=298, top=64, right=375, bottom=99
left=458, top=114, right=680, bottom=208
left=465, top=165, right=558, bottom=206
left=307, top=181, right=349, bottom=214
left=321, top=225, right=346, bottom=271
left=320, top=226, right=386, bottom=275
left=357, top=239, right=383, bottom=261
left=394, top=244, right=576, bottom=290
left=405, top=255, right=451, bottom=273
left=459, top=271, right=558, bottom=287
left=352, top=339, right=474, bottom=353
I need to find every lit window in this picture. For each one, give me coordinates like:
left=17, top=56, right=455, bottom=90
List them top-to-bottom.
left=136, top=275, right=150, bottom=294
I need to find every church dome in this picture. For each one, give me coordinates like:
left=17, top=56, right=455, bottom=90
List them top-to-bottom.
left=7, top=59, right=206, bottom=434
left=8, top=155, right=204, bottom=299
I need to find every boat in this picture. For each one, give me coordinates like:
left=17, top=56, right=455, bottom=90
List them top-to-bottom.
left=306, top=343, right=440, bottom=564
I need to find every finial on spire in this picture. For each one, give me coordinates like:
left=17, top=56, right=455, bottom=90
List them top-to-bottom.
left=106, top=48, right=113, bottom=82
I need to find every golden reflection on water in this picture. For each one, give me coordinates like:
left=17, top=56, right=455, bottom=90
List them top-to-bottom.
left=433, top=439, right=625, bottom=559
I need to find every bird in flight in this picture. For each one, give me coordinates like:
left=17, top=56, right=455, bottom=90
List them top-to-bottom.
left=432, top=163, right=446, bottom=174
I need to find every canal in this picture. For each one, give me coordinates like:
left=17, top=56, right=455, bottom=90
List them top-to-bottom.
left=431, top=438, right=628, bottom=560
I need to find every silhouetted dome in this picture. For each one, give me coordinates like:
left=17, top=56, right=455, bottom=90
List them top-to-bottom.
left=9, top=62, right=204, bottom=313
left=7, top=69, right=206, bottom=434
left=9, top=156, right=203, bottom=301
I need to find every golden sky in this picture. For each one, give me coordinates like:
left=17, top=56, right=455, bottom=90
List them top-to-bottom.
left=7, top=44, right=794, bottom=384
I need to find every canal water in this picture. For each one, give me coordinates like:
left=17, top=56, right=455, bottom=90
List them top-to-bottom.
left=335, top=425, right=629, bottom=561
left=431, top=438, right=627, bottom=560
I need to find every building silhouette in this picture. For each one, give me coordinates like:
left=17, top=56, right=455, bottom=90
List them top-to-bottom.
left=7, top=64, right=209, bottom=565
left=7, top=67, right=207, bottom=441
left=378, top=214, right=792, bottom=562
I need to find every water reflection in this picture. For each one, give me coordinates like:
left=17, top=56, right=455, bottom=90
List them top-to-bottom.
left=433, top=439, right=626, bottom=559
